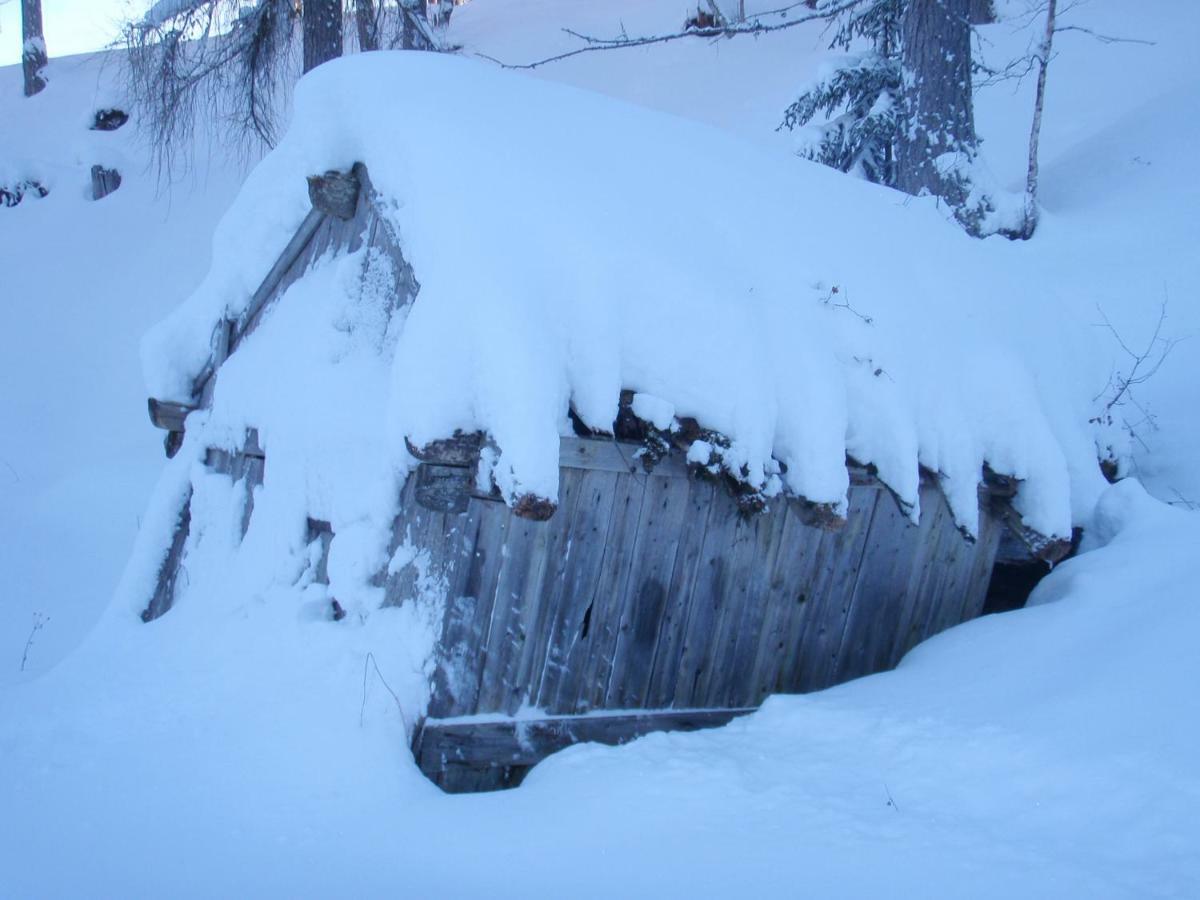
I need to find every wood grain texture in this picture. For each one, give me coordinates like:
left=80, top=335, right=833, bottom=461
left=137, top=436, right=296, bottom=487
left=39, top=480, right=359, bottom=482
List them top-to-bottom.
left=535, top=469, right=621, bottom=712
left=572, top=469, right=648, bottom=713
left=604, top=473, right=692, bottom=709
left=643, top=477, right=718, bottom=708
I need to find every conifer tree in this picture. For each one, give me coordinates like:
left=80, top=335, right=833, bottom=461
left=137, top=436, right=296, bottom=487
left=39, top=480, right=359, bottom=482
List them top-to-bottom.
left=779, top=0, right=902, bottom=185
left=783, top=0, right=996, bottom=234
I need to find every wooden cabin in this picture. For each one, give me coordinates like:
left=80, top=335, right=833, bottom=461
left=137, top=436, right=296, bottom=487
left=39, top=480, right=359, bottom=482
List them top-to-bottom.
left=144, top=165, right=1069, bottom=793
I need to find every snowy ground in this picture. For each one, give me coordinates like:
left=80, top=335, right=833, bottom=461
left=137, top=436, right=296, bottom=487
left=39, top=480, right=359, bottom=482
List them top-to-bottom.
left=2, top=1, right=1198, bottom=896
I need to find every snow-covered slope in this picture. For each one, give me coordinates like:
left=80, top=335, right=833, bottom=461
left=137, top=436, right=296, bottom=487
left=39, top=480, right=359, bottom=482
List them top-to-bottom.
left=1, top=1, right=1198, bottom=895
left=0, top=52, right=245, bottom=677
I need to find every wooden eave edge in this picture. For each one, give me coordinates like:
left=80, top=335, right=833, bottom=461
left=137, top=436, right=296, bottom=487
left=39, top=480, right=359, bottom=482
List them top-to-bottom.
left=146, top=164, right=368, bottom=454
left=408, top=426, right=1068, bottom=560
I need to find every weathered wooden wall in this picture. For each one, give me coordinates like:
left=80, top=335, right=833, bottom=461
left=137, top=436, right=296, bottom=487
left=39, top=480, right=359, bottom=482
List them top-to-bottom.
left=396, top=440, right=1002, bottom=791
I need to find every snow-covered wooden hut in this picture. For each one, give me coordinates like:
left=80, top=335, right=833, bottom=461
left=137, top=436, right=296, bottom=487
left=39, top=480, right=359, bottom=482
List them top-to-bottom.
left=134, top=55, right=1081, bottom=793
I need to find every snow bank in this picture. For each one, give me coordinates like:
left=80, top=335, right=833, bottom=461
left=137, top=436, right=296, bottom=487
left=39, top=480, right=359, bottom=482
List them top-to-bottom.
left=143, top=51, right=1105, bottom=541
left=0, top=52, right=248, bottom=678
left=5, top=480, right=1198, bottom=898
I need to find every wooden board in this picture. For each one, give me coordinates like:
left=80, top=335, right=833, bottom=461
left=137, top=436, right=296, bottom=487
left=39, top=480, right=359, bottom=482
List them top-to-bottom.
left=570, top=468, right=648, bottom=713
left=535, top=469, right=622, bottom=712
left=494, top=470, right=584, bottom=715
left=603, top=472, right=693, bottom=709
left=642, top=477, right=718, bottom=708
left=140, top=486, right=192, bottom=623
left=788, top=488, right=880, bottom=692
left=829, top=490, right=922, bottom=685
left=745, top=504, right=826, bottom=699
left=416, top=707, right=755, bottom=785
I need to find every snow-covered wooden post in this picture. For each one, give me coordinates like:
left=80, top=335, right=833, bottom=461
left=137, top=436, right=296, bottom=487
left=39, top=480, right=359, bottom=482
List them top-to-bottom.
left=90, top=165, right=122, bottom=201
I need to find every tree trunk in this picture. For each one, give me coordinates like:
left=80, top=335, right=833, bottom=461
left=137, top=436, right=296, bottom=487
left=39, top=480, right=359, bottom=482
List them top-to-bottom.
left=21, top=0, right=48, bottom=97
left=302, top=0, right=343, bottom=73
left=355, top=0, right=380, bottom=52
left=399, top=0, right=436, bottom=50
left=401, top=0, right=420, bottom=50
left=431, top=0, right=454, bottom=29
left=896, top=0, right=977, bottom=205
left=969, top=0, right=995, bottom=24
left=1018, top=0, right=1056, bottom=239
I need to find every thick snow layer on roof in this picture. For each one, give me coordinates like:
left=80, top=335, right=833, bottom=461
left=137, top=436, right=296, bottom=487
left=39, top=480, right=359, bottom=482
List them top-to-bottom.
left=143, top=51, right=1110, bottom=539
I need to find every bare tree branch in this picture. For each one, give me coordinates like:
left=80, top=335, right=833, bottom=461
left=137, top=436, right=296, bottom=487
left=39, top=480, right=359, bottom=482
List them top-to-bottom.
left=122, top=0, right=297, bottom=182
left=475, top=0, right=867, bottom=70
left=1053, top=24, right=1155, bottom=46
left=1090, top=298, right=1186, bottom=418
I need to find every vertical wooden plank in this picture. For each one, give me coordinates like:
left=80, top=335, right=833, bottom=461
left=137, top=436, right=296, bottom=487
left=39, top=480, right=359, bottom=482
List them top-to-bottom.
left=567, top=469, right=648, bottom=713
left=499, top=470, right=585, bottom=714
left=536, top=470, right=621, bottom=713
left=604, top=472, right=693, bottom=709
left=641, top=477, right=717, bottom=709
left=884, top=482, right=951, bottom=665
left=894, top=486, right=973, bottom=658
left=670, top=488, right=742, bottom=708
left=788, top=488, right=880, bottom=692
left=830, top=491, right=922, bottom=684
left=423, top=495, right=486, bottom=718
left=932, top=495, right=1003, bottom=634
left=428, top=498, right=511, bottom=717
left=718, top=499, right=793, bottom=708
left=921, top=503, right=976, bottom=641
left=960, top=503, right=1003, bottom=622
left=744, top=505, right=823, bottom=700
left=473, top=508, right=543, bottom=713
left=690, top=510, right=768, bottom=708
left=771, top=516, right=845, bottom=695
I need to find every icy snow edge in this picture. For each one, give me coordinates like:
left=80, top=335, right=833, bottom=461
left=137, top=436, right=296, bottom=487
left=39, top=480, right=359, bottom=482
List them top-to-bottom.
left=142, top=51, right=1104, bottom=539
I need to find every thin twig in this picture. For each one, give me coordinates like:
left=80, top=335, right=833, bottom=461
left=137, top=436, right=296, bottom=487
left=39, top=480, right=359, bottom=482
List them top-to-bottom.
left=1053, top=25, right=1155, bottom=46
left=820, top=285, right=873, bottom=325
left=1090, top=300, right=1183, bottom=413
left=1167, top=489, right=1198, bottom=511
left=20, top=613, right=48, bottom=673
left=360, top=651, right=410, bottom=735
left=884, top=782, right=899, bottom=812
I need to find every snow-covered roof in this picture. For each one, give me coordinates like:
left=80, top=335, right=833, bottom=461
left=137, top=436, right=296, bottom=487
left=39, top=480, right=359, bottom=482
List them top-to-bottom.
left=143, top=51, right=1106, bottom=542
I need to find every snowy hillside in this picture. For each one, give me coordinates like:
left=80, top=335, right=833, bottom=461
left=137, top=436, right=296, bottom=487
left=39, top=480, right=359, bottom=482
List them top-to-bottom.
left=2, top=0, right=1198, bottom=896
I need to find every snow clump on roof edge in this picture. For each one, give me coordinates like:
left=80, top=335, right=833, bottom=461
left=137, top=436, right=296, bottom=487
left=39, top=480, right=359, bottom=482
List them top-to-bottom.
left=142, top=51, right=1100, bottom=539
